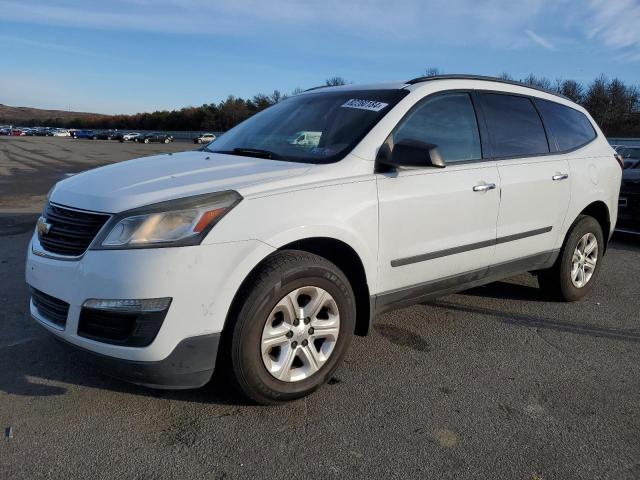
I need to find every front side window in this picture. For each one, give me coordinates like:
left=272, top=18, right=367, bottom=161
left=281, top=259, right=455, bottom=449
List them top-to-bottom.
left=207, top=89, right=408, bottom=164
left=392, top=93, right=482, bottom=163
left=481, top=93, right=549, bottom=157
left=535, top=99, right=597, bottom=152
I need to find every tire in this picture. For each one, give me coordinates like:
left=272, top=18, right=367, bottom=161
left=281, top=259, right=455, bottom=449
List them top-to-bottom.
left=92, top=136, right=98, bottom=140
left=144, top=138, right=149, bottom=144
left=164, top=138, right=170, bottom=144
left=537, top=215, right=604, bottom=302
left=221, top=250, right=356, bottom=405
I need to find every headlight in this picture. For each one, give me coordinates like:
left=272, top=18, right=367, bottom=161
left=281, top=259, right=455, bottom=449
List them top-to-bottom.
left=92, top=190, right=242, bottom=250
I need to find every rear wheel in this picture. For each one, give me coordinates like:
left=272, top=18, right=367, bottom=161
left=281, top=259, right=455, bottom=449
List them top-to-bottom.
left=143, top=138, right=149, bottom=144
left=164, top=138, right=170, bottom=144
left=537, top=215, right=604, bottom=301
left=222, top=250, right=356, bottom=404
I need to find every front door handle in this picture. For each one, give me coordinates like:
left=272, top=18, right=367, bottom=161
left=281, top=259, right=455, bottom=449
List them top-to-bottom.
left=552, top=173, right=569, bottom=181
left=473, top=183, right=496, bottom=192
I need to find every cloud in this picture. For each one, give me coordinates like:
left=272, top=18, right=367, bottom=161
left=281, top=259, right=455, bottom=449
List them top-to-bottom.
left=0, top=0, right=551, bottom=43
left=1, top=0, right=639, bottom=60
left=587, top=0, right=640, bottom=50
left=525, top=30, right=555, bottom=50
left=0, top=35, right=120, bottom=61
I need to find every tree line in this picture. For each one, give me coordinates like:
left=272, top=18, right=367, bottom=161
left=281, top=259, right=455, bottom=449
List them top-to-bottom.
left=8, top=73, right=640, bottom=137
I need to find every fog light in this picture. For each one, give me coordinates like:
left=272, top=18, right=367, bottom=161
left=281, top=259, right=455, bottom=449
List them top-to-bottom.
left=79, top=298, right=172, bottom=347
left=82, top=298, right=171, bottom=312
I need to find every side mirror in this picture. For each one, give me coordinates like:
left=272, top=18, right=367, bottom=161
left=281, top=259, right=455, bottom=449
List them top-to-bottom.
left=377, top=139, right=446, bottom=170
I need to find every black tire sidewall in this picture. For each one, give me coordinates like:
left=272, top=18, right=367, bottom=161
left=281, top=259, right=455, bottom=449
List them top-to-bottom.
left=558, top=216, right=604, bottom=301
left=232, top=258, right=355, bottom=403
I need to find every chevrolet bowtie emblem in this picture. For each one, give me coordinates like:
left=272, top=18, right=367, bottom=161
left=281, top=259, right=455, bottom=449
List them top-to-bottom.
left=36, top=216, right=52, bottom=236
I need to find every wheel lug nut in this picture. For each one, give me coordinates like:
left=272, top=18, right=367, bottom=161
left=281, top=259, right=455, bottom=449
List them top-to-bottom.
left=304, top=317, right=310, bottom=324
left=293, top=319, right=300, bottom=326
left=308, top=327, right=314, bottom=335
left=286, top=331, right=293, bottom=338
left=302, top=339, right=308, bottom=347
left=291, top=341, right=298, bottom=348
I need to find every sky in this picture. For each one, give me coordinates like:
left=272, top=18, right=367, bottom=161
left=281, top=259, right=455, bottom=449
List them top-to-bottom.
left=1, top=0, right=639, bottom=114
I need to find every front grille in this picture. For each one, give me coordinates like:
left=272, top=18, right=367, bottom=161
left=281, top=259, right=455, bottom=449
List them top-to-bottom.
left=38, top=203, right=110, bottom=256
left=30, top=287, right=69, bottom=327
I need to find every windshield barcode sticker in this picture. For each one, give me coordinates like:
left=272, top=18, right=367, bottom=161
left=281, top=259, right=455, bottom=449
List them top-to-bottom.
left=341, top=99, right=389, bottom=112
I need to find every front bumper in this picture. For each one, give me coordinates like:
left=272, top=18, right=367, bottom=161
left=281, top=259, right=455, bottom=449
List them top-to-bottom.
left=26, top=233, right=275, bottom=370
left=53, top=331, right=221, bottom=389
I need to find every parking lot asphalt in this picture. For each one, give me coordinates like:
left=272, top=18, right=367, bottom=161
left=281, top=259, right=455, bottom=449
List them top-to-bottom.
left=1, top=137, right=639, bottom=479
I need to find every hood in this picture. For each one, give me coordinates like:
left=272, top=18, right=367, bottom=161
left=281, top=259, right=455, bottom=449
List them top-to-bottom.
left=50, top=150, right=312, bottom=213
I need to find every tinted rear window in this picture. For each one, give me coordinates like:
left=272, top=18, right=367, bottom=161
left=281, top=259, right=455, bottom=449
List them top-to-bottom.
left=481, top=93, right=549, bottom=157
left=535, top=99, right=597, bottom=151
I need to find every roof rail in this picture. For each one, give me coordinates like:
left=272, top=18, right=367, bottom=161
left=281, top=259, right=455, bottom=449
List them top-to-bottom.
left=405, top=74, right=569, bottom=100
left=303, top=85, right=329, bottom=92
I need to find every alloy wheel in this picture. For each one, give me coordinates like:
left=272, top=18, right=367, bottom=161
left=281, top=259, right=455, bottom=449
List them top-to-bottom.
left=570, top=232, right=598, bottom=288
left=261, top=286, right=340, bottom=382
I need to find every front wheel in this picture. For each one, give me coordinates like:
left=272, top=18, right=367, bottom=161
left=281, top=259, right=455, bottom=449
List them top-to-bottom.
left=143, top=138, right=149, bottom=144
left=164, top=138, right=170, bottom=144
left=537, top=215, right=604, bottom=301
left=222, top=250, right=356, bottom=404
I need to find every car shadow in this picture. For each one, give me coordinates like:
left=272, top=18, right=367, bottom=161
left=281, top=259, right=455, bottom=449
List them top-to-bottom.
left=462, top=280, right=547, bottom=302
left=430, top=299, right=640, bottom=344
left=0, top=334, right=252, bottom=405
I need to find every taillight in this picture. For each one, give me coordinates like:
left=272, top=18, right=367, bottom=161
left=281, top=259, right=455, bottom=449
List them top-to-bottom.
left=614, top=153, right=624, bottom=169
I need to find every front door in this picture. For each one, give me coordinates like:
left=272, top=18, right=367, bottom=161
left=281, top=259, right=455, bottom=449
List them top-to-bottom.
left=376, top=92, right=500, bottom=300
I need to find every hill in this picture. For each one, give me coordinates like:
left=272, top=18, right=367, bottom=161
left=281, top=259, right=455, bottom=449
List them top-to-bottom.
left=0, top=104, right=106, bottom=125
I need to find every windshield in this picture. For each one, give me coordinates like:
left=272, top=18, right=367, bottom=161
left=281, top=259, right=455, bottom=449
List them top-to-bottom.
left=206, top=89, right=408, bottom=163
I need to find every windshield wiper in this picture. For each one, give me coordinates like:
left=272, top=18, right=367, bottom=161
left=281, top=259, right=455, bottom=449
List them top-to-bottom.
left=210, top=147, right=280, bottom=159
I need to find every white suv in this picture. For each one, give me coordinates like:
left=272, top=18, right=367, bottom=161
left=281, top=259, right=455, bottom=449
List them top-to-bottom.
left=26, top=75, right=622, bottom=404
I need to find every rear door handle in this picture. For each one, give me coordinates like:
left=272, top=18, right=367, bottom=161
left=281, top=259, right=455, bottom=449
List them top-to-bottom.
left=552, top=173, right=569, bottom=181
left=473, top=183, right=496, bottom=192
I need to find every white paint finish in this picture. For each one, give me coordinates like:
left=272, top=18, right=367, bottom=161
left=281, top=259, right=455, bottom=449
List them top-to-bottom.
left=27, top=77, right=623, bottom=366
left=50, top=150, right=312, bottom=213
left=493, top=154, right=571, bottom=264
left=376, top=162, right=500, bottom=293
left=211, top=174, right=380, bottom=291
left=26, top=235, right=275, bottom=361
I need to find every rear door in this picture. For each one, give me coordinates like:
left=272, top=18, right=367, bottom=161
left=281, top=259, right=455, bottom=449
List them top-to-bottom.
left=376, top=92, right=500, bottom=299
left=478, top=92, right=570, bottom=266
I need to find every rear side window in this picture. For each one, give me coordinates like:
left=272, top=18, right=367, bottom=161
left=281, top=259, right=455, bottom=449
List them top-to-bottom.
left=393, top=93, right=482, bottom=163
left=481, top=93, right=549, bottom=157
left=535, top=99, right=597, bottom=152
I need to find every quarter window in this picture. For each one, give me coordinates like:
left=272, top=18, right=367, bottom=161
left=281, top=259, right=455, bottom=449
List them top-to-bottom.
left=393, top=93, right=482, bottom=163
left=481, top=93, right=549, bottom=157
left=535, top=99, right=597, bottom=152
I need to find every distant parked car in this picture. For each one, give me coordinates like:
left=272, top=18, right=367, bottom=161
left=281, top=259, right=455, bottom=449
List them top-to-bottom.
left=0, top=128, right=11, bottom=135
left=11, top=129, right=26, bottom=136
left=51, top=129, right=71, bottom=137
left=74, top=130, right=96, bottom=139
left=95, top=130, right=118, bottom=140
left=119, top=132, right=142, bottom=142
left=138, top=132, right=174, bottom=144
left=194, top=133, right=216, bottom=144
left=614, top=145, right=640, bottom=170
left=616, top=146, right=640, bottom=234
